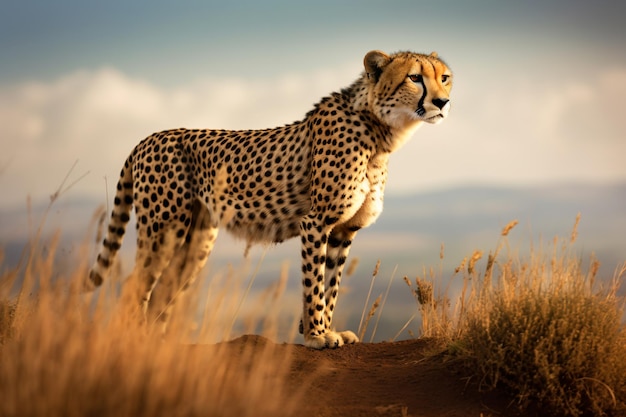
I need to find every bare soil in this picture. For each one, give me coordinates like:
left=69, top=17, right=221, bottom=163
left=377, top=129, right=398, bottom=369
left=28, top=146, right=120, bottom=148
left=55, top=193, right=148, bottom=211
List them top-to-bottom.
left=222, top=335, right=539, bottom=417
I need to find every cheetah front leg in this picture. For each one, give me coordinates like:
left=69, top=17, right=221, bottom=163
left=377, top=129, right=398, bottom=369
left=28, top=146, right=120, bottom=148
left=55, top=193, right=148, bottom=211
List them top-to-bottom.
left=299, top=215, right=358, bottom=349
left=323, top=225, right=359, bottom=344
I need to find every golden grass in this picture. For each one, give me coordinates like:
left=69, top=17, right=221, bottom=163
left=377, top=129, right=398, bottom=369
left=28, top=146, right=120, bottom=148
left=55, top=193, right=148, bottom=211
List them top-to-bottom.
left=411, top=217, right=626, bottom=416
left=0, top=220, right=300, bottom=417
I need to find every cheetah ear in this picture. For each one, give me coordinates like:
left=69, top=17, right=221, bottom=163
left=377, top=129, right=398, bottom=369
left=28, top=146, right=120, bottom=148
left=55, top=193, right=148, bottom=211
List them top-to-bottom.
left=364, top=50, right=391, bottom=82
left=429, top=51, right=438, bottom=58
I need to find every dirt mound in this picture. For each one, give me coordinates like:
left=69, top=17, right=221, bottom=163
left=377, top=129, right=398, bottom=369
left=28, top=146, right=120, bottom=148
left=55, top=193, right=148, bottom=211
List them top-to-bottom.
left=222, top=335, right=531, bottom=417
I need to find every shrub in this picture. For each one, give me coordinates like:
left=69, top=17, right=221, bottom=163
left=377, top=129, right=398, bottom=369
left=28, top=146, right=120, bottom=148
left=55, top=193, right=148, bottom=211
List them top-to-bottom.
left=459, top=221, right=626, bottom=416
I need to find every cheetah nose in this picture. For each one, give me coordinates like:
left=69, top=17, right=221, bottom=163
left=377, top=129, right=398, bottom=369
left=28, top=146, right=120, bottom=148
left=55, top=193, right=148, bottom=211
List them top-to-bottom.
left=432, top=98, right=449, bottom=110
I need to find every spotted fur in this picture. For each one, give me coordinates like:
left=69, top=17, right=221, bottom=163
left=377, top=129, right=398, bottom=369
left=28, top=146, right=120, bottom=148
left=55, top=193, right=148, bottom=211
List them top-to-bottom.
left=88, top=50, right=453, bottom=349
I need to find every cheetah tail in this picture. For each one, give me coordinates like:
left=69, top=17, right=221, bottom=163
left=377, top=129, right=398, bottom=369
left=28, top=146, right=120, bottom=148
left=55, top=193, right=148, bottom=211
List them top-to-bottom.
left=85, top=154, right=134, bottom=292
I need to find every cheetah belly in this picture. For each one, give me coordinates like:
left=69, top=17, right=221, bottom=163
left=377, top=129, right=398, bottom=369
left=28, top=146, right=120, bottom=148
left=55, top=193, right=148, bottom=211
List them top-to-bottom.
left=219, top=186, right=312, bottom=245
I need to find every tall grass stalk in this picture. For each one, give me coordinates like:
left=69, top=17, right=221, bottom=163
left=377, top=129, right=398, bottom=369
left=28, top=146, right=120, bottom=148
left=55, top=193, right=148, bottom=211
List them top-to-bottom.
left=358, top=260, right=380, bottom=340
left=369, top=264, right=397, bottom=342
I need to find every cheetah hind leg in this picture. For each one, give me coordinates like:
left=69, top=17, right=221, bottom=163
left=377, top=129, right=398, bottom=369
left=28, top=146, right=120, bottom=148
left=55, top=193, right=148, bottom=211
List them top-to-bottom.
left=147, top=200, right=217, bottom=334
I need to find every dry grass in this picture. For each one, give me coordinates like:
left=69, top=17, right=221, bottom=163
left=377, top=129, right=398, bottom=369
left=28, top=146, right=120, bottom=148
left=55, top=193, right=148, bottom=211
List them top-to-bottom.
left=3, top=186, right=625, bottom=417
left=412, top=217, right=626, bottom=416
left=0, top=218, right=300, bottom=417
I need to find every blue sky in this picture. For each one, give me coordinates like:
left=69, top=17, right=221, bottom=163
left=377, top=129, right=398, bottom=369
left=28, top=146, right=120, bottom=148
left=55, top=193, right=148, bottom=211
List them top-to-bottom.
left=1, top=0, right=625, bottom=208
left=3, top=0, right=624, bottom=84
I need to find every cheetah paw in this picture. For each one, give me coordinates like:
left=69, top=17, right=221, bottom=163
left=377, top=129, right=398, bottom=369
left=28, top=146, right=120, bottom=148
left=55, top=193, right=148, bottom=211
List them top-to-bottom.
left=304, top=330, right=359, bottom=349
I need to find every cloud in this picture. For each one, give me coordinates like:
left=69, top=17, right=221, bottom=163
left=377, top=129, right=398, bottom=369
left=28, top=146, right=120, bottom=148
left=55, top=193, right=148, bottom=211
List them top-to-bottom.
left=0, top=65, right=625, bottom=210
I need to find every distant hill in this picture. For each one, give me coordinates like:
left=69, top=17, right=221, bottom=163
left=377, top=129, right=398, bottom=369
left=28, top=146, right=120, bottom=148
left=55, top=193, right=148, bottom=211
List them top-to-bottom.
left=2, top=182, right=624, bottom=284
left=373, top=183, right=626, bottom=268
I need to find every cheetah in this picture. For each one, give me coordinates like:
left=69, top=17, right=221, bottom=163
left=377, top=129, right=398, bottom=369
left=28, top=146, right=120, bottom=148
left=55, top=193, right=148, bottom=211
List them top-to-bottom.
left=88, top=50, right=452, bottom=349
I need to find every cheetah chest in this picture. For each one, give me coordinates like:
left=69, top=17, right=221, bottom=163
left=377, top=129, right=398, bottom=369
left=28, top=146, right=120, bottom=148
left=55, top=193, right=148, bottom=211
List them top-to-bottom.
left=337, top=152, right=389, bottom=230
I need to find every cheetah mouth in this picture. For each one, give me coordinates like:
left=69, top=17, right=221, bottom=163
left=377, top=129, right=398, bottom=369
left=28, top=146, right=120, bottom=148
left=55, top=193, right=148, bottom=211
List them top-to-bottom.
left=415, top=108, right=446, bottom=123
left=425, top=114, right=445, bottom=123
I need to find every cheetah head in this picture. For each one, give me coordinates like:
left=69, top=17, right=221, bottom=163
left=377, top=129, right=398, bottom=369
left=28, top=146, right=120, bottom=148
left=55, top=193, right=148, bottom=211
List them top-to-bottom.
left=364, top=50, right=452, bottom=129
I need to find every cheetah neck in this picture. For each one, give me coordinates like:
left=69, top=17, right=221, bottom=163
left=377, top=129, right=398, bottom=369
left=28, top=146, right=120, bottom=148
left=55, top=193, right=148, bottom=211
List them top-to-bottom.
left=345, top=75, right=370, bottom=113
left=344, top=76, right=422, bottom=154
left=377, top=124, right=418, bottom=153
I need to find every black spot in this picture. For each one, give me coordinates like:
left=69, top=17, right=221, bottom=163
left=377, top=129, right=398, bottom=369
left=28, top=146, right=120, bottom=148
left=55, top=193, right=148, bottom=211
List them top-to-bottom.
left=328, top=236, right=341, bottom=248
left=97, top=254, right=110, bottom=268
left=89, top=270, right=103, bottom=286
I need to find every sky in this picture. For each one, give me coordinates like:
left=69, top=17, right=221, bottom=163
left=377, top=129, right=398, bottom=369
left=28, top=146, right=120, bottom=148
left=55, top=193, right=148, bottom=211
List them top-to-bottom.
left=1, top=0, right=625, bottom=210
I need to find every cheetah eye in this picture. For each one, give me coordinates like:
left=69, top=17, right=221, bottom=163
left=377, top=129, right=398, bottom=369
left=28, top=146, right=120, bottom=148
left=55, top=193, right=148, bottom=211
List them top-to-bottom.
left=408, top=74, right=423, bottom=83
left=441, top=74, right=450, bottom=83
